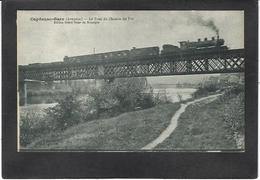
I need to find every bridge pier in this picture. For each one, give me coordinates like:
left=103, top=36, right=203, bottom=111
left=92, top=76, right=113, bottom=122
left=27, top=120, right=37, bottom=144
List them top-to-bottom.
left=19, top=79, right=49, bottom=106
left=95, top=79, right=105, bottom=89
left=18, top=81, right=27, bottom=106
left=23, top=82, right=27, bottom=106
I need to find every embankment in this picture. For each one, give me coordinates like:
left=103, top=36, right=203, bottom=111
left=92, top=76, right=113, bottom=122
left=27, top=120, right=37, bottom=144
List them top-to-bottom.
left=155, top=92, right=244, bottom=151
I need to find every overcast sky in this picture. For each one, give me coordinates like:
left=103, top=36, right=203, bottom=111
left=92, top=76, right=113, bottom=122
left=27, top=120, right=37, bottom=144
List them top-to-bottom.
left=17, top=10, right=244, bottom=65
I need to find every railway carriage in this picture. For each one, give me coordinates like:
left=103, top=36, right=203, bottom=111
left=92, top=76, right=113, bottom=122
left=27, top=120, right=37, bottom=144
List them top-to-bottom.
left=27, top=36, right=228, bottom=68
left=129, top=46, right=160, bottom=59
left=64, top=50, right=130, bottom=64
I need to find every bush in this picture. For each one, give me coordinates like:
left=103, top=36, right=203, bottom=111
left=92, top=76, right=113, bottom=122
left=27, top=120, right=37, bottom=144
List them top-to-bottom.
left=29, top=78, right=160, bottom=134
left=88, top=78, right=156, bottom=114
left=110, top=78, right=149, bottom=111
left=192, top=82, right=220, bottom=99
left=192, top=86, right=210, bottom=98
left=45, top=90, right=82, bottom=130
left=221, top=92, right=245, bottom=148
left=137, top=93, right=155, bottom=109
left=20, top=110, right=53, bottom=147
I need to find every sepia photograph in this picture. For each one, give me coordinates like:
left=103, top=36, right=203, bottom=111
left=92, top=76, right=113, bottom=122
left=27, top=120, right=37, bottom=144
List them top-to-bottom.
left=17, top=10, right=245, bottom=152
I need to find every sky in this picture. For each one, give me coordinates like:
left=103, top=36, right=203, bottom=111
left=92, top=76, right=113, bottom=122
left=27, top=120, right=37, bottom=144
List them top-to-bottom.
left=17, top=10, right=244, bottom=65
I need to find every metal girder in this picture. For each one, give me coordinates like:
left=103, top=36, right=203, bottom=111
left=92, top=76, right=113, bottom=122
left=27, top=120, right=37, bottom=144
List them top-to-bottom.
left=19, top=49, right=245, bottom=82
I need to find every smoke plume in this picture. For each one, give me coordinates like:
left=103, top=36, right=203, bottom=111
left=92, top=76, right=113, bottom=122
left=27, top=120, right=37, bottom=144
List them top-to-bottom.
left=192, top=15, right=219, bottom=36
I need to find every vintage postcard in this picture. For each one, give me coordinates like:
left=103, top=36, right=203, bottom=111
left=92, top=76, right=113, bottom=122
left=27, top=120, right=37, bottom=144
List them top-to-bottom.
left=17, top=10, right=245, bottom=152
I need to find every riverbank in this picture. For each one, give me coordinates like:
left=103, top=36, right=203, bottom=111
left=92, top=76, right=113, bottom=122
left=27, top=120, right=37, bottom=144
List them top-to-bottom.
left=153, top=87, right=197, bottom=102
left=20, top=90, right=244, bottom=151
left=155, top=92, right=244, bottom=151
left=142, top=94, right=222, bottom=150
left=23, top=103, right=180, bottom=150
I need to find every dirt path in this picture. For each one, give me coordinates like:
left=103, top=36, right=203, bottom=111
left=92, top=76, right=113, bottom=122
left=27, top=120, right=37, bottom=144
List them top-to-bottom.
left=141, top=93, right=223, bottom=150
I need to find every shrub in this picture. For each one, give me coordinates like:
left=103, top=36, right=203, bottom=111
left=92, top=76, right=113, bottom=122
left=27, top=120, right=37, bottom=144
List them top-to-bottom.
left=26, top=78, right=160, bottom=135
left=88, top=78, right=156, bottom=114
left=110, top=78, right=147, bottom=111
left=193, top=82, right=222, bottom=99
left=192, top=86, right=209, bottom=98
left=45, top=90, right=82, bottom=130
left=221, top=92, right=245, bottom=148
left=137, top=93, right=155, bottom=109
left=20, top=110, right=53, bottom=147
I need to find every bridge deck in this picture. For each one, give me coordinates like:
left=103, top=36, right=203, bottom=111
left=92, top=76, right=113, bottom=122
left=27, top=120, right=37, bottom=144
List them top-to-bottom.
left=19, top=49, right=245, bottom=81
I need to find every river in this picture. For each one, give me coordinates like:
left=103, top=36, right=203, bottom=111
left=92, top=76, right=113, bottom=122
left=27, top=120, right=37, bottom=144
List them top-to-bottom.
left=22, top=87, right=197, bottom=106
left=152, top=88, right=197, bottom=102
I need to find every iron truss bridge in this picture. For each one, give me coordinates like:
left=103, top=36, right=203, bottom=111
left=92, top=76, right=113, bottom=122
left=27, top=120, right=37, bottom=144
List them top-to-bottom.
left=19, top=49, right=245, bottom=82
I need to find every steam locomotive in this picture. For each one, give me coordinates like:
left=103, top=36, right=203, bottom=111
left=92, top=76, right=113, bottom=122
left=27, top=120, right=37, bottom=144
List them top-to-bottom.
left=28, top=36, right=227, bottom=67
left=160, top=36, right=228, bottom=57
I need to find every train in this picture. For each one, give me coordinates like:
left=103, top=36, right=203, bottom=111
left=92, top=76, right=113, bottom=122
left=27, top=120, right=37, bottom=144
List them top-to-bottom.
left=28, top=36, right=228, bottom=67
left=160, top=36, right=228, bottom=57
left=63, top=46, right=160, bottom=64
left=27, top=61, right=64, bottom=68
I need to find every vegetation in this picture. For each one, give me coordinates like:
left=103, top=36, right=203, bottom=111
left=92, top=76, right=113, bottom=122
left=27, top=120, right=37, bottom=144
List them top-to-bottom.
left=192, top=73, right=243, bottom=98
left=20, top=74, right=245, bottom=150
left=20, top=77, right=162, bottom=147
left=87, top=78, right=156, bottom=114
left=192, top=84, right=218, bottom=98
left=156, top=85, right=244, bottom=150
left=220, top=85, right=244, bottom=148
left=27, top=89, right=71, bottom=96
left=44, top=90, right=83, bottom=130
left=24, top=103, right=180, bottom=150
left=19, top=104, right=56, bottom=147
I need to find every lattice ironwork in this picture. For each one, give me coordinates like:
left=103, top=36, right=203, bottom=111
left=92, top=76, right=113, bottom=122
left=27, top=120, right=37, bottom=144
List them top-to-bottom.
left=19, top=49, right=245, bottom=82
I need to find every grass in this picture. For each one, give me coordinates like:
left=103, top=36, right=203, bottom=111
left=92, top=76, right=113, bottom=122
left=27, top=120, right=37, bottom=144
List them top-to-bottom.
left=20, top=88, right=244, bottom=151
left=155, top=93, right=244, bottom=150
left=19, top=103, right=58, bottom=147
left=24, top=103, right=180, bottom=150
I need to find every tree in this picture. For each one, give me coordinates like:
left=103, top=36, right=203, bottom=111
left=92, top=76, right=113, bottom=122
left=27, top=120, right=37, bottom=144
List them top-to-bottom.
left=88, top=77, right=154, bottom=113
left=45, top=90, right=81, bottom=130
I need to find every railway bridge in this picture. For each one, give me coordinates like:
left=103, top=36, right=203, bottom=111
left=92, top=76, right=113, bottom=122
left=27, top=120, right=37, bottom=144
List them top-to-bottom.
left=19, top=48, right=245, bottom=105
